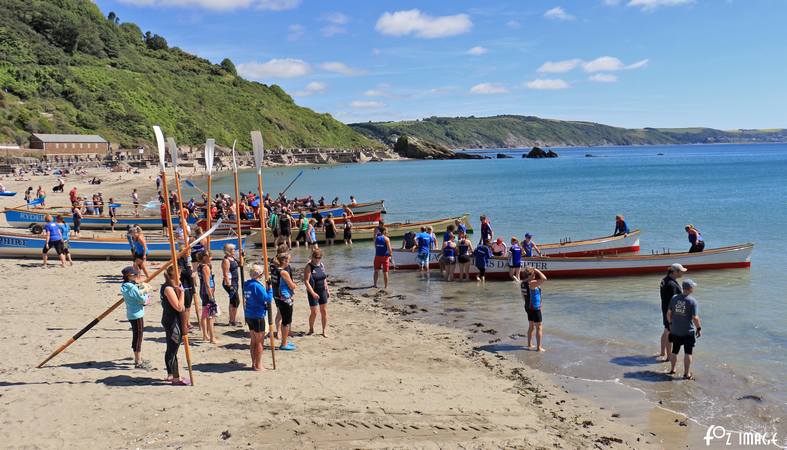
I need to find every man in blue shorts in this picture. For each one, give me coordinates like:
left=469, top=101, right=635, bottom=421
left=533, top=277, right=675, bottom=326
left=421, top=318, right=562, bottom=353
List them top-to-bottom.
left=42, top=214, right=66, bottom=268
left=413, top=226, right=434, bottom=278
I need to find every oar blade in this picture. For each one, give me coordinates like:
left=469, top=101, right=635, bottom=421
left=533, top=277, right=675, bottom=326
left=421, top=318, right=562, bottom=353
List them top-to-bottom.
left=153, top=126, right=166, bottom=171
left=251, top=131, right=264, bottom=171
left=167, top=137, right=178, bottom=170
left=205, top=138, right=215, bottom=175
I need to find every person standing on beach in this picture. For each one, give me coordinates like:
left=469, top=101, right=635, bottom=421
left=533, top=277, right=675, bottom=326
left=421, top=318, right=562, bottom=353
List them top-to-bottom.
left=69, top=186, right=78, bottom=205
left=132, top=189, right=140, bottom=216
left=108, top=198, right=117, bottom=232
left=71, top=201, right=82, bottom=238
left=42, top=214, right=66, bottom=268
left=56, top=215, right=73, bottom=266
left=479, top=215, right=493, bottom=245
left=685, top=225, right=705, bottom=253
left=132, top=226, right=151, bottom=278
left=373, top=228, right=393, bottom=289
left=473, top=241, right=493, bottom=282
left=221, top=243, right=241, bottom=327
left=304, top=249, right=330, bottom=337
left=198, top=251, right=219, bottom=343
left=177, top=252, right=198, bottom=335
left=274, top=253, right=297, bottom=351
left=659, top=263, right=686, bottom=360
left=243, top=264, right=272, bottom=371
left=161, top=265, right=189, bottom=385
left=121, top=266, right=151, bottom=369
left=522, top=267, right=547, bottom=352
left=667, top=279, right=701, bottom=380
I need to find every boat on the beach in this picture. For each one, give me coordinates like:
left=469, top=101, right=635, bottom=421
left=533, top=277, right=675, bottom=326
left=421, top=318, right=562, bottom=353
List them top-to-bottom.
left=0, top=192, right=16, bottom=197
left=2, top=206, right=197, bottom=230
left=195, top=209, right=385, bottom=234
left=253, top=215, right=472, bottom=245
left=0, top=229, right=250, bottom=260
left=392, top=231, right=642, bottom=269
left=392, top=243, right=753, bottom=278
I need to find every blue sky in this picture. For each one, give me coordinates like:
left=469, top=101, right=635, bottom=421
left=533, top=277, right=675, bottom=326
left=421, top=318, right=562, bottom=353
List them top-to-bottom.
left=94, top=0, right=786, bottom=129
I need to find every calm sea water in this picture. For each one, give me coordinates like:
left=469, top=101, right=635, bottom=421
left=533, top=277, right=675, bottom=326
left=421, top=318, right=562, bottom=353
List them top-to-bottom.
left=203, top=144, right=787, bottom=435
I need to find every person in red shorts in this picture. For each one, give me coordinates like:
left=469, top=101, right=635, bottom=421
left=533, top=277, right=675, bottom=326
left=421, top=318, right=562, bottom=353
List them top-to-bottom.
left=373, top=228, right=393, bottom=289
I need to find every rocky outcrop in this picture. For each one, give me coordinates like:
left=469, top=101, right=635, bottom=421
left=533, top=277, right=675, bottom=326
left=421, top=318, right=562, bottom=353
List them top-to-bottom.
left=393, top=136, right=483, bottom=160
left=524, top=147, right=559, bottom=158
left=496, top=153, right=513, bottom=159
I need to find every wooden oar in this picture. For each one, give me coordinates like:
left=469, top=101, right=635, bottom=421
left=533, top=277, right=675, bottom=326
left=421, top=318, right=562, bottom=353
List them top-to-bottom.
left=156, top=126, right=194, bottom=386
left=252, top=130, right=275, bottom=369
left=204, top=139, right=215, bottom=251
left=230, top=142, right=246, bottom=318
left=280, top=170, right=304, bottom=197
left=184, top=179, right=208, bottom=198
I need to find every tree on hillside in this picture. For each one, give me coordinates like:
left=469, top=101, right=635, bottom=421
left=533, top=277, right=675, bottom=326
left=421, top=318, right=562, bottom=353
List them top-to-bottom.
left=107, top=11, right=119, bottom=24
left=144, top=32, right=168, bottom=50
left=220, top=58, right=237, bottom=76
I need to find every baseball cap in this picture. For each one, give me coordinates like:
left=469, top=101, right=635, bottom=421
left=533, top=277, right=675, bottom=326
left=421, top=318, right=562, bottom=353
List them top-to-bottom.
left=525, top=233, right=533, bottom=238
left=670, top=263, right=687, bottom=273
left=122, top=266, right=139, bottom=277
left=682, top=279, right=697, bottom=289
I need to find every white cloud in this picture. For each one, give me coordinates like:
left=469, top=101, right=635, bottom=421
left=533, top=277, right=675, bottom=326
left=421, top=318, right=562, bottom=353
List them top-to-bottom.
left=118, top=0, right=300, bottom=10
left=257, top=0, right=300, bottom=11
left=602, top=0, right=622, bottom=5
left=628, top=0, right=693, bottom=10
left=544, top=6, right=575, bottom=21
left=375, top=9, right=472, bottom=38
left=321, top=12, right=349, bottom=24
left=506, top=19, right=522, bottom=29
left=287, top=24, right=304, bottom=41
left=321, top=25, right=347, bottom=37
left=467, top=46, right=488, bottom=56
left=371, top=48, right=381, bottom=56
left=582, top=56, right=649, bottom=72
left=237, top=58, right=311, bottom=79
left=538, top=58, right=581, bottom=73
left=625, top=59, right=649, bottom=69
left=319, top=62, right=365, bottom=76
left=589, top=73, right=618, bottom=82
left=526, top=79, right=570, bottom=90
left=294, top=81, right=327, bottom=97
left=469, top=83, right=509, bottom=94
left=363, top=89, right=385, bottom=97
left=351, top=100, right=385, bottom=109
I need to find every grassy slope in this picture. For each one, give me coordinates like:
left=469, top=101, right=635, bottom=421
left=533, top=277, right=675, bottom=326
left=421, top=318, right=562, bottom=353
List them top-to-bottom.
left=0, top=0, right=380, bottom=150
left=351, top=116, right=787, bottom=149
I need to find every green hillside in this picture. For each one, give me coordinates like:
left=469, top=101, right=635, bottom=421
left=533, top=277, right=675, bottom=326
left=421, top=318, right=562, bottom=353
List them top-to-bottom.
left=0, top=0, right=380, bottom=150
left=351, top=115, right=787, bottom=149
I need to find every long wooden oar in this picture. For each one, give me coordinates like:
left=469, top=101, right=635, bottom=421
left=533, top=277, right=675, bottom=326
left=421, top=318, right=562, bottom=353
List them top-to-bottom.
left=156, top=127, right=194, bottom=386
left=252, top=130, right=275, bottom=369
left=204, top=139, right=215, bottom=251
left=230, top=142, right=246, bottom=318
left=280, top=170, right=303, bottom=197
left=184, top=179, right=208, bottom=197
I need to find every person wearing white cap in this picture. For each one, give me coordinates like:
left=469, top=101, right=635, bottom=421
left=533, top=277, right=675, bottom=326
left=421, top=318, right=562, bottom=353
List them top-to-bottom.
left=659, top=263, right=687, bottom=360
left=667, top=279, right=702, bottom=380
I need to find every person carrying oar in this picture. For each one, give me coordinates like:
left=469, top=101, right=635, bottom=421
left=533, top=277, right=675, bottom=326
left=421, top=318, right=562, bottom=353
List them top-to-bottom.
left=243, top=264, right=273, bottom=371
left=161, top=265, right=190, bottom=385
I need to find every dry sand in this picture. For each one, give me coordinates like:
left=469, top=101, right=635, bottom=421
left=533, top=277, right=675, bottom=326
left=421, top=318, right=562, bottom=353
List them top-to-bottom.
left=0, top=168, right=664, bottom=449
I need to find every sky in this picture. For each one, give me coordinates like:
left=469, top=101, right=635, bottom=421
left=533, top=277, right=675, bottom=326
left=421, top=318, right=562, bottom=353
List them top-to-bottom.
left=93, top=0, right=787, bottom=129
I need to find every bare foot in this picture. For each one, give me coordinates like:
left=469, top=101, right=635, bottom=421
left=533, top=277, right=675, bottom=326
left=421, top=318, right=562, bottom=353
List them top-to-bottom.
left=306, top=329, right=314, bottom=336
left=322, top=331, right=329, bottom=338
left=211, top=339, right=221, bottom=344
left=537, top=347, right=546, bottom=352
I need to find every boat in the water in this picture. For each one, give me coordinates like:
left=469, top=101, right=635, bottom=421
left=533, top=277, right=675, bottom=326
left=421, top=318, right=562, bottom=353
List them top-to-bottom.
left=290, top=200, right=385, bottom=219
left=2, top=206, right=197, bottom=230
left=196, top=209, right=385, bottom=234
left=253, top=215, right=472, bottom=245
left=0, top=229, right=251, bottom=260
left=392, top=231, right=641, bottom=268
left=392, top=243, right=753, bottom=279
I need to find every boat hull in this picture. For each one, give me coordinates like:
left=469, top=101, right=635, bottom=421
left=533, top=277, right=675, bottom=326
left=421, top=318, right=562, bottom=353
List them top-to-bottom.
left=291, top=200, right=385, bottom=219
left=3, top=207, right=196, bottom=230
left=196, top=210, right=384, bottom=234
left=0, top=231, right=244, bottom=260
left=392, top=243, right=753, bottom=279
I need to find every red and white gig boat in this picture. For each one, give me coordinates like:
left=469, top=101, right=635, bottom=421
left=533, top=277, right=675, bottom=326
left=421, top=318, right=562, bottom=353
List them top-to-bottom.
left=392, top=231, right=641, bottom=269
left=393, top=243, right=753, bottom=279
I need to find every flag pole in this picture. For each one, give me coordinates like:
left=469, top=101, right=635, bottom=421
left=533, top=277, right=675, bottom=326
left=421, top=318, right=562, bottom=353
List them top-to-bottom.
left=155, top=126, right=195, bottom=386
left=252, top=130, right=275, bottom=369
left=230, top=141, right=246, bottom=318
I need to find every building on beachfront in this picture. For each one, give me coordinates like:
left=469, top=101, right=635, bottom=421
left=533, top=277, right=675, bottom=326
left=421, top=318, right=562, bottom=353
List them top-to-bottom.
left=28, top=134, right=109, bottom=155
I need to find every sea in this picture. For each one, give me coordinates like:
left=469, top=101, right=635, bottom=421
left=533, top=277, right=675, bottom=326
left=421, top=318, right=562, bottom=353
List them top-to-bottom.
left=203, top=143, right=787, bottom=445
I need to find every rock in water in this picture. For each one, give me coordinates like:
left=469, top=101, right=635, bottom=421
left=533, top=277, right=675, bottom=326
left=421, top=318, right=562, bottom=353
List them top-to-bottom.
left=393, top=136, right=483, bottom=160
left=525, top=147, right=559, bottom=158
left=545, top=150, right=559, bottom=158
left=496, top=153, right=513, bottom=159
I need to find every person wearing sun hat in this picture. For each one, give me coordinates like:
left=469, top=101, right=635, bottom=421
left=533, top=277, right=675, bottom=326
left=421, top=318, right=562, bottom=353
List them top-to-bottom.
left=659, top=263, right=687, bottom=361
left=120, top=265, right=151, bottom=369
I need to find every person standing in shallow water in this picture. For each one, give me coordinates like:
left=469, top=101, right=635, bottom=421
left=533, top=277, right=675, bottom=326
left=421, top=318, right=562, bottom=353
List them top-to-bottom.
left=659, top=263, right=686, bottom=361
left=522, top=267, right=547, bottom=352
left=667, top=279, right=702, bottom=380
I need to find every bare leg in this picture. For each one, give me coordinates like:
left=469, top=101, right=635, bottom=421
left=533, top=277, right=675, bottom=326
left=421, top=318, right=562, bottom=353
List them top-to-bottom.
left=373, top=269, right=379, bottom=288
left=383, top=270, right=389, bottom=289
left=320, top=303, right=328, bottom=337
left=229, top=305, right=238, bottom=325
left=308, top=305, right=317, bottom=334
left=527, top=321, right=535, bottom=349
left=535, top=323, right=544, bottom=351
left=660, top=329, right=670, bottom=359
left=669, top=352, right=678, bottom=374
left=683, top=353, right=693, bottom=378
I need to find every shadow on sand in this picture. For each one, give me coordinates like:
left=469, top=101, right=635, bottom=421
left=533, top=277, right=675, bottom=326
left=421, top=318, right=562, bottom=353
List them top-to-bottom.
left=610, top=355, right=665, bottom=367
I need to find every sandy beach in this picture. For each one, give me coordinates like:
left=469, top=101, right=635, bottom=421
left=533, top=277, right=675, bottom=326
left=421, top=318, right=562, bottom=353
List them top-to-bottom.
left=0, top=169, right=669, bottom=449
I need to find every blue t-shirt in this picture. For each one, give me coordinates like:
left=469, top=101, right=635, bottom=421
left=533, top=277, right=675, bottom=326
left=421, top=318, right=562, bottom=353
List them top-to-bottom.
left=44, top=221, right=62, bottom=242
left=57, top=222, right=70, bottom=242
left=457, top=223, right=467, bottom=234
left=416, top=232, right=433, bottom=254
left=374, top=235, right=390, bottom=256
left=522, top=241, right=535, bottom=257
left=509, top=243, right=522, bottom=266
left=473, top=245, right=492, bottom=266
left=243, top=279, right=272, bottom=320
left=529, top=286, right=542, bottom=310
left=668, top=294, right=699, bottom=336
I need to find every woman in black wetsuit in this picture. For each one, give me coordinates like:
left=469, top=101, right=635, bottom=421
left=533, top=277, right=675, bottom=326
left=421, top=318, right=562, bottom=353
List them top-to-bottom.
left=324, top=213, right=337, bottom=246
left=221, top=243, right=241, bottom=326
left=303, top=248, right=330, bottom=337
left=161, top=266, right=189, bottom=385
